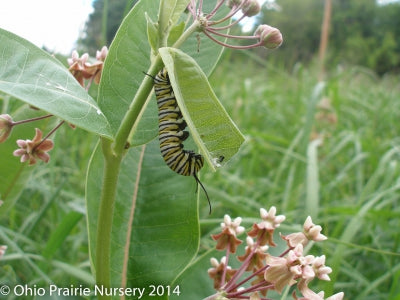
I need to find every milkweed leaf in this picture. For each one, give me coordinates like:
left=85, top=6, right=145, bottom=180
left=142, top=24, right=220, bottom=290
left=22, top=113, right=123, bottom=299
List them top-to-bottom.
left=158, top=0, right=191, bottom=36
left=146, top=12, right=159, bottom=53
left=0, top=28, right=112, bottom=139
left=159, top=47, right=245, bottom=171
left=86, top=139, right=199, bottom=292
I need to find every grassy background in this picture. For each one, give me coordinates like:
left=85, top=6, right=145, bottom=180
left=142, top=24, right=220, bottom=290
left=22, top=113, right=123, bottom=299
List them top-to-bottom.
left=1, top=49, right=400, bottom=299
left=202, top=51, right=400, bottom=299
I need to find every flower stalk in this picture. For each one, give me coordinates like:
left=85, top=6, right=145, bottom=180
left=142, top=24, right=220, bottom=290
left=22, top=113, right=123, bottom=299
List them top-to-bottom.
left=187, top=0, right=283, bottom=50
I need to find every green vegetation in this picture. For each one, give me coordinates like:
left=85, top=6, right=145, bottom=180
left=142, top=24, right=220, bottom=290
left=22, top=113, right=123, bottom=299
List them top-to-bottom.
left=1, top=0, right=400, bottom=299
left=77, top=0, right=138, bottom=54
left=78, top=0, right=400, bottom=75
left=257, top=0, right=400, bottom=74
left=2, top=50, right=399, bottom=298
left=204, top=53, right=400, bottom=299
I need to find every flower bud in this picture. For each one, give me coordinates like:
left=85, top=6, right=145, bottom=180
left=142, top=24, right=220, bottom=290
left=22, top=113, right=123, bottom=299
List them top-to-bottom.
left=227, top=0, right=243, bottom=8
left=242, top=0, right=261, bottom=17
left=255, top=24, right=283, bottom=49
left=96, top=46, right=108, bottom=62
left=67, top=50, right=89, bottom=67
left=0, top=114, right=13, bottom=143
left=303, top=216, right=327, bottom=242
left=0, top=245, right=7, bottom=258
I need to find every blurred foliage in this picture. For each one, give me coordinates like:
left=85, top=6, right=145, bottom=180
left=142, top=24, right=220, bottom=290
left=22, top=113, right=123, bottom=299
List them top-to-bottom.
left=77, top=0, right=138, bottom=53
left=78, top=0, right=400, bottom=74
left=254, top=0, right=400, bottom=75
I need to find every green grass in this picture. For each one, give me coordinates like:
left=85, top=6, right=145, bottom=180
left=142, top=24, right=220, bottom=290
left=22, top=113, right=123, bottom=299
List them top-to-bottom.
left=1, top=52, right=400, bottom=299
left=202, top=53, right=400, bottom=299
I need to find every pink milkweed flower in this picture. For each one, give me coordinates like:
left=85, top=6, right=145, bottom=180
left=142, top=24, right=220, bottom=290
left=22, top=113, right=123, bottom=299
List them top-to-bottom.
left=96, top=46, right=108, bottom=62
left=68, top=47, right=108, bottom=86
left=13, top=128, right=54, bottom=165
left=248, top=207, right=285, bottom=246
left=211, top=214, right=244, bottom=253
left=282, top=216, right=327, bottom=248
left=303, top=216, right=327, bottom=242
left=237, top=236, right=269, bottom=271
left=264, top=244, right=315, bottom=293
left=312, top=255, right=332, bottom=281
left=208, top=256, right=237, bottom=290
left=296, top=278, right=344, bottom=300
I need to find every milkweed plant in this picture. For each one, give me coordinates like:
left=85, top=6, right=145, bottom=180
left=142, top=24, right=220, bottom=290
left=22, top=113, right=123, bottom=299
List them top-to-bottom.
left=0, top=0, right=343, bottom=299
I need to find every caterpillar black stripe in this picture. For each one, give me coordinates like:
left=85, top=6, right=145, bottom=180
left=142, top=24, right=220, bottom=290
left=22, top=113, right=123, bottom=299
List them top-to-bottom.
left=146, top=68, right=211, bottom=213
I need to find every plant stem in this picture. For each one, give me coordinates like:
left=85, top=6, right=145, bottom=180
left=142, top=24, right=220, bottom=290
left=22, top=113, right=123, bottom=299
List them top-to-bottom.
left=94, top=13, right=202, bottom=297
left=171, top=19, right=201, bottom=49
left=95, top=55, right=162, bottom=299
left=112, top=57, right=163, bottom=154
left=11, top=114, right=54, bottom=126
left=34, top=120, right=65, bottom=150
left=95, top=138, right=123, bottom=298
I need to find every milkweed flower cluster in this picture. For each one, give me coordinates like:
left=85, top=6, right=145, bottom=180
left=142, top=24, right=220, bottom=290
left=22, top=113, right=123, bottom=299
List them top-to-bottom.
left=187, top=0, right=283, bottom=50
left=68, top=46, right=108, bottom=89
left=1, top=47, right=108, bottom=165
left=1, top=112, right=55, bottom=165
left=13, top=128, right=54, bottom=165
left=207, top=207, right=344, bottom=300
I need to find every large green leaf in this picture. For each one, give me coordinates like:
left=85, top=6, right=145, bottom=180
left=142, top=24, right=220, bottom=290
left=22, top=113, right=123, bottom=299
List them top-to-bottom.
left=98, top=0, right=228, bottom=145
left=0, top=28, right=112, bottom=139
left=159, top=47, right=245, bottom=171
left=86, top=139, right=200, bottom=297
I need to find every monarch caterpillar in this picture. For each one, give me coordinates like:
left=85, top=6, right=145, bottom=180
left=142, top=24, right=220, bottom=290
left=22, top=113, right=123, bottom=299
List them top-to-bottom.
left=146, top=68, right=211, bottom=213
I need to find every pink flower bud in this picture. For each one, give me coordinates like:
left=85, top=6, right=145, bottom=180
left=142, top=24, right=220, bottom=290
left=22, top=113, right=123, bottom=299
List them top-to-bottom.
left=227, top=0, right=242, bottom=8
left=242, top=0, right=261, bottom=17
left=255, top=24, right=283, bottom=49
left=96, top=46, right=108, bottom=62
left=67, top=50, right=89, bottom=67
left=0, top=114, right=13, bottom=143
left=303, top=216, right=327, bottom=242
left=0, top=245, right=7, bottom=258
